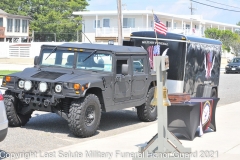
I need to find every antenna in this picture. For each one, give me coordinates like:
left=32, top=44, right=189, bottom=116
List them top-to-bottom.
left=189, top=1, right=197, bottom=15
left=81, top=31, right=92, bottom=43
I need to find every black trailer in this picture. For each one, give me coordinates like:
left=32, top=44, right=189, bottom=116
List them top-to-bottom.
left=123, top=31, right=222, bottom=98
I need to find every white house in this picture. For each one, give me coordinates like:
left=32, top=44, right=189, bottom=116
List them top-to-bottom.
left=0, top=9, right=31, bottom=42
left=72, top=10, right=240, bottom=43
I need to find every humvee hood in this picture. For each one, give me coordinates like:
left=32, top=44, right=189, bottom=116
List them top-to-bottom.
left=9, top=67, right=105, bottom=83
left=8, top=68, right=95, bottom=82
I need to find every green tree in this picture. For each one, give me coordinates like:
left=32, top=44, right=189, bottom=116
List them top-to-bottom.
left=0, top=0, right=89, bottom=42
left=204, top=28, right=239, bottom=53
left=204, top=28, right=221, bottom=40
left=231, top=36, right=240, bottom=56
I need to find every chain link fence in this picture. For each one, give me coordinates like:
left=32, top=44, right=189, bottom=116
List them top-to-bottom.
left=33, top=31, right=82, bottom=42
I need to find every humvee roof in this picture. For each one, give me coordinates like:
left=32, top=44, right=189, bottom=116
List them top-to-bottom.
left=131, top=31, right=222, bottom=45
left=41, top=43, right=147, bottom=55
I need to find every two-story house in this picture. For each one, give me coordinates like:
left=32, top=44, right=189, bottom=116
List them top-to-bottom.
left=0, top=9, right=31, bottom=42
left=72, top=10, right=240, bottom=43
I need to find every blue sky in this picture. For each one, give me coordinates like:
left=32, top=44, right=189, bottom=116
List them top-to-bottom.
left=86, top=0, right=240, bottom=25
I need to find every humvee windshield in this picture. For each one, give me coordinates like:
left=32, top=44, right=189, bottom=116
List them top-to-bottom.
left=40, top=48, right=112, bottom=72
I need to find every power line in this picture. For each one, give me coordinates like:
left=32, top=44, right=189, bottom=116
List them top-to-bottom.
left=191, top=0, right=240, bottom=12
left=205, top=0, right=240, bottom=10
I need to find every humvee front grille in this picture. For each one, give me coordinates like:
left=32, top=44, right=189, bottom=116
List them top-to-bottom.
left=32, top=71, right=65, bottom=80
left=32, top=81, right=52, bottom=92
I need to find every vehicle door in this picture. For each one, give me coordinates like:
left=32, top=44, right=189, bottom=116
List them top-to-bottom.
left=114, top=56, right=132, bottom=102
left=131, top=56, right=148, bottom=99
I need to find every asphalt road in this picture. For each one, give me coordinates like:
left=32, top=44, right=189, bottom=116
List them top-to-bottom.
left=0, top=73, right=239, bottom=157
left=218, top=73, right=240, bottom=106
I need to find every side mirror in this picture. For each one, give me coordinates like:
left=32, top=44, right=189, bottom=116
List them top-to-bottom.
left=34, top=56, right=39, bottom=66
left=122, top=64, right=128, bottom=75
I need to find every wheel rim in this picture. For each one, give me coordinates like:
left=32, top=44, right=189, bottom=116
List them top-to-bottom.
left=85, top=105, right=95, bottom=126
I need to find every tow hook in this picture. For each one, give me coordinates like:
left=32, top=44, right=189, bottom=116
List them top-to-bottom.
left=24, top=98, right=31, bottom=104
left=44, top=99, right=50, bottom=106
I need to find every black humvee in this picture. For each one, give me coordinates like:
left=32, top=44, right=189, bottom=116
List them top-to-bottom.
left=2, top=43, right=156, bottom=137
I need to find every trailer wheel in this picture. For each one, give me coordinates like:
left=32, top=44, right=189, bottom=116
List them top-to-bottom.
left=136, top=87, right=157, bottom=122
left=211, top=88, right=217, bottom=98
left=4, top=90, right=32, bottom=127
left=68, top=94, right=101, bottom=137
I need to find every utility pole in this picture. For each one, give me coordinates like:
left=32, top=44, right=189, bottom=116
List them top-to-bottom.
left=117, top=0, right=123, bottom=45
left=189, top=1, right=196, bottom=15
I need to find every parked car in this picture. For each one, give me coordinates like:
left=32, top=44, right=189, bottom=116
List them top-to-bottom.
left=225, top=57, right=240, bottom=73
left=0, top=90, right=8, bottom=142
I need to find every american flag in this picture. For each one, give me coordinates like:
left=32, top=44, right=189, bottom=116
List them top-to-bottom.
left=153, top=14, right=167, bottom=35
left=147, top=45, right=160, bottom=68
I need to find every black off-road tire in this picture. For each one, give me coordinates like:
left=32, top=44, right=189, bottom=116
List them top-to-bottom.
left=136, top=87, right=157, bottom=122
left=4, top=90, right=32, bottom=127
left=68, top=94, right=102, bottom=138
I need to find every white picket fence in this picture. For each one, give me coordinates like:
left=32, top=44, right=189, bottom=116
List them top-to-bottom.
left=0, top=42, right=65, bottom=58
left=9, top=45, right=31, bottom=57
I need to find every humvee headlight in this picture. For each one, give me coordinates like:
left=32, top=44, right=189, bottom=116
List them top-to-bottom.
left=18, top=80, right=25, bottom=88
left=24, top=80, right=32, bottom=91
left=39, top=82, right=48, bottom=92
left=55, top=84, right=62, bottom=93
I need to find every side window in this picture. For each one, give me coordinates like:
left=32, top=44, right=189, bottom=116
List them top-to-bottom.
left=132, top=58, right=144, bottom=74
left=116, top=59, right=128, bottom=74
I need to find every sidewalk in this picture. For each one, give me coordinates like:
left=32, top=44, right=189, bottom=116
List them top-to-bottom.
left=0, top=58, right=33, bottom=71
left=0, top=64, right=33, bottom=71
left=20, top=101, right=240, bottom=160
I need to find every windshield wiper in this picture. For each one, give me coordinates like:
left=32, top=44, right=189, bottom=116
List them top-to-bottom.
left=45, top=46, right=57, bottom=60
left=82, top=50, right=97, bottom=62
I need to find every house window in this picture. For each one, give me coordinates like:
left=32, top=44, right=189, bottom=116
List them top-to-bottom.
left=0, top=18, right=3, bottom=27
left=123, top=18, right=135, bottom=28
left=7, top=19, right=13, bottom=32
left=15, top=19, right=20, bottom=32
left=103, top=19, right=110, bottom=27
left=22, top=20, right=28, bottom=33
left=94, top=20, right=100, bottom=28
left=150, top=21, right=153, bottom=28
left=166, top=21, right=171, bottom=28
left=174, top=22, right=177, bottom=29
left=186, top=24, right=190, bottom=29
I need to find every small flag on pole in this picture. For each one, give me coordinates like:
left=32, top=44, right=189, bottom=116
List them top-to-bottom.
left=153, top=14, right=167, bottom=35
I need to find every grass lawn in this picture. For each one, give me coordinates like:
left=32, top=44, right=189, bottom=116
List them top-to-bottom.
left=0, top=70, right=21, bottom=78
